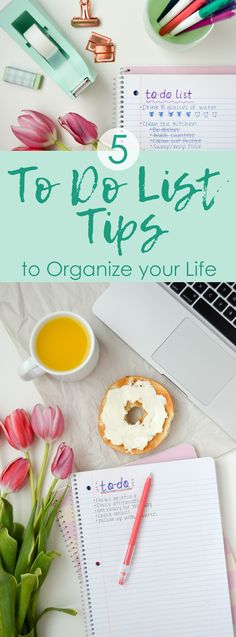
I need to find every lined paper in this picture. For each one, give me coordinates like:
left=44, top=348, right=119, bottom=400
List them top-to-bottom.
left=118, top=73, right=236, bottom=150
left=72, top=458, right=234, bottom=637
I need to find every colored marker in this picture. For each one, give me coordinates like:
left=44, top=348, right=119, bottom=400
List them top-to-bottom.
left=157, top=0, right=181, bottom=23
left=158, top=0, right=209, bottom=27
left=159, top=0, right=211, bottom=35
left=159, top=0, right=211, bottom=33
left=170, top=0, right=235, bottom=33
left=180, top=7, right=236, bottom=30
left=118, top=474, right=152, bottom=585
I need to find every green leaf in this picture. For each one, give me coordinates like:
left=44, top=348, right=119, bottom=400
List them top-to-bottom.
left=46, top=485, right=68, bottom=537
left=0, top=498, right=13, bottom=534
left=14, top=503, right=37, bottom=582
left=12, top=523, right=25, bottom=545
left=0, top=528, right=18, bottom=574
left=30, top=550, right=60, bottom=587
left=28, top=551, right=60, bottom=627
left=0, top=567, right=17, bottom=637
left=16, top=570, right=41, bottom=634
left=37, top=606, right=78, bottom=623
left=17, top=630, right=35, bottom=637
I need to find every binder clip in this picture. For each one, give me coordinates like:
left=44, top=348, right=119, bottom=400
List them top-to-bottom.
left=71, top=0, right=100, bottom=27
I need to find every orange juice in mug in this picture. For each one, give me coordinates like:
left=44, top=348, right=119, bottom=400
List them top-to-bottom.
left=18, top=312, right=99, bottom=381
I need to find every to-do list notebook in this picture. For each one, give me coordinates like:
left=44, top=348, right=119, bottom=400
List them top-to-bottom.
left=117, top=66, right=236, bottom=150
left=71, top=458, right=234, bottom=637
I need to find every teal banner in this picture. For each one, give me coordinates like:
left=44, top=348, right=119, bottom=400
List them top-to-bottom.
left=0, top=151, right=235, bottom=281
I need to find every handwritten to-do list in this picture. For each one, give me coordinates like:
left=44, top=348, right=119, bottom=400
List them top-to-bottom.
left=118, top=72, right=236, bottom=150
left=72, top=459, right=234, bottom=637
left=93, top=476, right=157, bottom=524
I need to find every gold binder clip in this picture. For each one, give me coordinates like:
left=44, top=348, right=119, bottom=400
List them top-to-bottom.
left=71, top=0, right=100, bottom=27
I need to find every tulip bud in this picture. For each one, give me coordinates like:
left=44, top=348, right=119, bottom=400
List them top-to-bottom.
left=11, top=110, right=57, bottom=149
left=58, top=112, right=98, bottom=145
left=31, top=404, right=64, bottom=442
left=1, top=409, right=34, bottom=450
left=51, top=442, right=74, bottom=479
left=0, top=458, right=30, bottom=494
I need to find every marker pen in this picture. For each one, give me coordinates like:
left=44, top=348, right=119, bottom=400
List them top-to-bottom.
left=159, top=0, right=211, bottom=34
left=170, top=0, right=235, bottom=33
left=180, top=6, right=235, bottom=31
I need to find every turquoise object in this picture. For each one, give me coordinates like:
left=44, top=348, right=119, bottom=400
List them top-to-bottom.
left=0, top=0, right=96, bottom=98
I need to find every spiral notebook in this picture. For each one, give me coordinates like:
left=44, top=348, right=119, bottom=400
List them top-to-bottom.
left=117, top=66, right=236, bottom=150
left=57, top=444, right=196, bottom=580
left=71, top=457, right=233, bottom=637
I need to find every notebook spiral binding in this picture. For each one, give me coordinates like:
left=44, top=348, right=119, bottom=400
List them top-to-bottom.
left=113, top=69, right=125, bottom=129
left=72, top=477, right=95, bottom=637
left=57, top=487, right=89, bottom=636
left=57, top=492, right=81, bottom=575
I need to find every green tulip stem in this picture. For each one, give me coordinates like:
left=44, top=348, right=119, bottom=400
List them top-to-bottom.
left=54, top=140, right=71, bottom=151
left=92, top=140, right=98, bottom=149
left=35, top=442, right=51, bottom=503
left=25, top=450, right=35, bottom=506
left=34, top=477, right=58, bottom=530
left=45, top=478, right=58, bottom=505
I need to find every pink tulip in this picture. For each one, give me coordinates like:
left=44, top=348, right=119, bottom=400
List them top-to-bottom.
left=11, top=110, right=57, bottom=149
left=58, top=112, right=98, bottom=145
left=31, top=404, right=64, bottom=442
left=1, top=409, right=34, bottom=450
left=51, top=442, right=74, bottom=479
left=0, top=457, right=30, bottom=494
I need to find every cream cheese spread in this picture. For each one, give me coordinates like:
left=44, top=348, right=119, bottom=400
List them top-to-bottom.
left=101, top=380, right=168, bottom=452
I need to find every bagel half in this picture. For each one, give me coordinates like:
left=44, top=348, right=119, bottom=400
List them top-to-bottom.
left=98, top=375, right=174, bottom=455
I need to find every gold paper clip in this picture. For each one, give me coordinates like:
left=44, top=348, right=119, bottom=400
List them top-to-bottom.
left=71, top=0, right=100, bottom=27
left=86, top=31, right=112, bottom=52
left=94, top=44, right=115, bottom=63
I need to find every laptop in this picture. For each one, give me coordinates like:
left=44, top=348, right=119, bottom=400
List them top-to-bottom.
left=93, top=282, right=236, bottom=438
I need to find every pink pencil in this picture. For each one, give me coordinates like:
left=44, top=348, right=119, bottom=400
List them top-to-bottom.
left=118, top=473, right=152, bottom=585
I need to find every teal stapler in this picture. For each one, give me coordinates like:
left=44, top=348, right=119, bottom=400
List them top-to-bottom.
left=0, top=0, right=97, bottom=98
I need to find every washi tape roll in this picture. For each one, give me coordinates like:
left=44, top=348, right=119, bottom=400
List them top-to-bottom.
left=24, top=24, right=58, bottom=60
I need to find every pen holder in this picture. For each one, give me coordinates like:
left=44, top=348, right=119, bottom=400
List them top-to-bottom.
left=145, top=0, right=213, bottom=48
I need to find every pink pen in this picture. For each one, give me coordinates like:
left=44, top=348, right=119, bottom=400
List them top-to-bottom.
left=182, top=7, right=236, bottom=30
left=118, top=473, right=152, bottom=585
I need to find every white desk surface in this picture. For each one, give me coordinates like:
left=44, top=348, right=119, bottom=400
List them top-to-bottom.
left=1, top=0, right=236, bottom=149
left=0, top=303, right=236, bottom=637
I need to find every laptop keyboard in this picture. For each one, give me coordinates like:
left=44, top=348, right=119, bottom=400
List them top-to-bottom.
left=165, top=282, right=236, bottom=347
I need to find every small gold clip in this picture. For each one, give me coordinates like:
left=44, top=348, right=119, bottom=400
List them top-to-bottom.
left=71, top=0, right=100, bottom=27
left=86, top=31, right=112, bottom=52
left=86, top=31, right=116, bottom=62
left=94, top=44, right=115, bottom=63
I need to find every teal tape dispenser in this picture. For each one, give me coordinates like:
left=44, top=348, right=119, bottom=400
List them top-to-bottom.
left=0, top=0, right=97, bottom=98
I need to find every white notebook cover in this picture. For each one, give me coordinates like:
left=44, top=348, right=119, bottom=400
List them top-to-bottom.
left=71, top=457, right=233, bottom=637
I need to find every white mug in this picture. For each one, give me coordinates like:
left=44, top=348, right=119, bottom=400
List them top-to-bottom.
left=18, top=311, right=99, bottom=382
